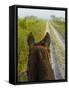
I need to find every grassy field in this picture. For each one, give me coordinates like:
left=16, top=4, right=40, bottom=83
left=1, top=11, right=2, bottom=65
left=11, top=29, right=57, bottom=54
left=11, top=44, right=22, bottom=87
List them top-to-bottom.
left=18, top=16, right=46, bottom=82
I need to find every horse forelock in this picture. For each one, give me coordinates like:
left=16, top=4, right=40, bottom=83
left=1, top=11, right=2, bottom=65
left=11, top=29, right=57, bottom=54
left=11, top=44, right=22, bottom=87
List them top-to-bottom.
left=30, top=45, right=50, bottom=63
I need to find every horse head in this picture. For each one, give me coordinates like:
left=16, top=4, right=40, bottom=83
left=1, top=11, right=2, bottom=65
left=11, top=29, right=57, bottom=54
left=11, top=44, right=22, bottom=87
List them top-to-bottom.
left=27, top=32, right=55, bottom=81
left=27, top=32, right=51, bottom=49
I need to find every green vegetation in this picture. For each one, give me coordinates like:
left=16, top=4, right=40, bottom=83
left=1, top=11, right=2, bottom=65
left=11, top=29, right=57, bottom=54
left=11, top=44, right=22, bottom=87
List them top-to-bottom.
left=18, top=16, right=46, bottom=81
left=51, top=16, right=65, bottom=39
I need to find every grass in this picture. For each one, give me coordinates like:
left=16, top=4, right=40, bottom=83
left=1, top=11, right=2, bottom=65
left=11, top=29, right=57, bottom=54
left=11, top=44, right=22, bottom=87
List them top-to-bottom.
left=18, top=16, right=46, bottom=81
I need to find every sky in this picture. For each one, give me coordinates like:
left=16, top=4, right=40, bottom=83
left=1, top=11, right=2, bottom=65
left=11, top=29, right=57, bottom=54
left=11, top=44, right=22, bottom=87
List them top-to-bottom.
left=18, top=8, right=65, bottom=20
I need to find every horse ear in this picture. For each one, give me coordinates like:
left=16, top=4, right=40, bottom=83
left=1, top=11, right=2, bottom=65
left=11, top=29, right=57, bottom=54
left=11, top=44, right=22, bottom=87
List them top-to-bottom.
left=27, top=32, right=35, bottom=49
left=41, top=32, right=51, bottom=47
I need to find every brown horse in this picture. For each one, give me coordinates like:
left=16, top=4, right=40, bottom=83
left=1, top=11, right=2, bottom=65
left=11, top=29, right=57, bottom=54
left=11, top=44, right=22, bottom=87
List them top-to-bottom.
left=27, top=32, right=55, bottom=81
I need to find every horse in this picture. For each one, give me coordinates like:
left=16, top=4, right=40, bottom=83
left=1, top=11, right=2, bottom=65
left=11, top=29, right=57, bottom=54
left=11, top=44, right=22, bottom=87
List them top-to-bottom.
left=27, top=32, right=55, bottom=81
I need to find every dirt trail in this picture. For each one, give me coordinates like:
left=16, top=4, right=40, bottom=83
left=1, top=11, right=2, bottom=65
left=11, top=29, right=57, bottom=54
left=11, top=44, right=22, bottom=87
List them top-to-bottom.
left=46, top=21, right=65, bottom=79
left=49, top=22, right=65, bottom=49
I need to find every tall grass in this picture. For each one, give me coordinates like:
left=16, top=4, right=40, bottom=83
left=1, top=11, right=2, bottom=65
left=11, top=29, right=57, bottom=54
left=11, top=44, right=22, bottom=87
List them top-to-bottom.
left=18, top=16, right=46, bottom=81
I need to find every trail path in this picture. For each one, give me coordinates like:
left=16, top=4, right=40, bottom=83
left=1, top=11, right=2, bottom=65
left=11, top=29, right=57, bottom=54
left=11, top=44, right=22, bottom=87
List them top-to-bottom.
left=45, top=21, right=65, bottom=79
left=49, top=22, right=65, bottom=49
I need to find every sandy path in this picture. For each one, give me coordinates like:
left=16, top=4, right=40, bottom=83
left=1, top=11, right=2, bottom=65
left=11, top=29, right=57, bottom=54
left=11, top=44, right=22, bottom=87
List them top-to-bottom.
left=45, top=21, right=65, bottom=79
